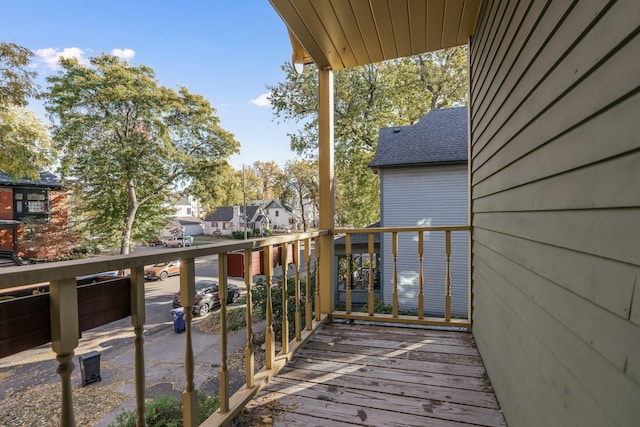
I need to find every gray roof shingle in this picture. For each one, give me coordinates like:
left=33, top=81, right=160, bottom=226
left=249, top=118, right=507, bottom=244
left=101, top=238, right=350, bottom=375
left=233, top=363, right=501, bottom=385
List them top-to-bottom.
left=369, top=107, right=468, bottom=168
left=0, top=170, right=63, bottom=189
left=204, top=206, right=261, bottom=222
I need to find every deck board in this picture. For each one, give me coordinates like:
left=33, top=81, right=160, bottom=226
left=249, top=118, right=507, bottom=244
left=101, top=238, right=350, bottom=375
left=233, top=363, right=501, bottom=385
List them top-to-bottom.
left=245, top=323, right=506, bottom=426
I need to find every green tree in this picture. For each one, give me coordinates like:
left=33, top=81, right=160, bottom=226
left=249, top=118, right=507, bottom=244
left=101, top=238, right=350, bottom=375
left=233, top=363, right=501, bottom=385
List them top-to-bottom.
left=0, top=42, right=54, bottom=180
left=0, top=42, right=39, bottom=108
left=268, top=47, right=467, bottom=226
left=46, top=54, right=239, bottom=254
left=0, top=106, right=54, bottom=180
left=278, top=159, right=318, bottom=231
left=251, top=160, right=284, bottom=200
left=189, top=163, right=261, bottom=213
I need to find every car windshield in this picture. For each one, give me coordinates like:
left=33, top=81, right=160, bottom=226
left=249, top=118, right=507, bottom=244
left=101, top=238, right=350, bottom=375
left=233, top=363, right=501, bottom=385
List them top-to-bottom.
left=151, top=262, right=168, bottom=267
left=195, top=280, right=216, bottom=292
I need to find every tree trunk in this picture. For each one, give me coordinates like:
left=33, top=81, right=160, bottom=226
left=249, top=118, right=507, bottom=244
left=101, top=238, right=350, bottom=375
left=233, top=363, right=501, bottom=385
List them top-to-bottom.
left=120, top=179, right=139, bottom=255
left=299, top=194, right=307, bottom=232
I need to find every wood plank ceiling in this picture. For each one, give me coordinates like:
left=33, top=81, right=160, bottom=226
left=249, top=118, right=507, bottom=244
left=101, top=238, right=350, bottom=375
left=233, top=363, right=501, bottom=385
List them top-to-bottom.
left=270, top=0, right=483, bottom=70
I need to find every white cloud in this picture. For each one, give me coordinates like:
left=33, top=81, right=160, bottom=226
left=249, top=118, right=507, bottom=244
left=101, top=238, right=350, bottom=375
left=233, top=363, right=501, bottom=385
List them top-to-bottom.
left=35, top=47, right=88, bottom=69
left=111, top=48, right=135, bottom=60
left=249, top=93, right=272, bottom=107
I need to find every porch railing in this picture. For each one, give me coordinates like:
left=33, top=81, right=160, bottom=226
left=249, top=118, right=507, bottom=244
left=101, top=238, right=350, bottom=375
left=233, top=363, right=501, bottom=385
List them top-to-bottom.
left=0, top=224, right=470, bottom=426
left=333, top=225, right=471, bottom=328
left=0, top=232, right=327, bottom=427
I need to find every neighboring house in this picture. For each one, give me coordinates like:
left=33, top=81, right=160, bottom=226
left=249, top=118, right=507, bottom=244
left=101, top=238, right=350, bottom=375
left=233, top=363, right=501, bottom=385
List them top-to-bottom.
left=369, top=107, right=468, bottom=318
left=0, top=170, right=68, bottom=262
left=171, top=193, right=204, bottom=218
left=291, top=198, right=319, bottom=230
left=263, top=200, right=301, bottom=231
left=203, top=205, right=268, bottom=236
left=173, top=217, right=204, bottom=236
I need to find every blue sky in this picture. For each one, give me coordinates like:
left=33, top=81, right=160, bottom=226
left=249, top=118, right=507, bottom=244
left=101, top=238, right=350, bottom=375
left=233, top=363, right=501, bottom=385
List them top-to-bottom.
left=1, top=1, right=301, bottom=169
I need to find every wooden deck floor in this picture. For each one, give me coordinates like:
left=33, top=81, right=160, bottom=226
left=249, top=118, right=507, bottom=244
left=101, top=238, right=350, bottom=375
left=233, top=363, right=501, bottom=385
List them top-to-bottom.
left=244, top=323, right=506, bottom=426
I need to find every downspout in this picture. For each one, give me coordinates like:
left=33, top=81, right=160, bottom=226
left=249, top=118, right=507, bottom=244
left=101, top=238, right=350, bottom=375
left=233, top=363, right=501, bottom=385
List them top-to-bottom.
left=318, top=68, right=335, bottom=316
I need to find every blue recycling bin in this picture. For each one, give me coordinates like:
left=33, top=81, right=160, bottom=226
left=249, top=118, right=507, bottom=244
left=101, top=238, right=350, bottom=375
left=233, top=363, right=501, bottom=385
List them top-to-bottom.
left=171, top=308, right=185, bottom=333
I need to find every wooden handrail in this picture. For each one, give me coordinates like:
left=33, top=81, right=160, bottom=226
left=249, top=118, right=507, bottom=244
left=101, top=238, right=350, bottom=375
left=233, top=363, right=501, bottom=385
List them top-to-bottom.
left=0, top=231, right=327, bottom=289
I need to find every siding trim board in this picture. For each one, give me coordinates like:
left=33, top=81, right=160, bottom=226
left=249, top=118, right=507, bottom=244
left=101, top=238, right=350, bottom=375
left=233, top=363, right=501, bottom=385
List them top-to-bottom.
left=470, top=0, right=640, bottom=425
left=470, top=0, right=549, bottom=126
left=472, top=0, right=529, bottom=108
left=474, top=0, right=587, bottom=154
left=474, top=2, right=640, bottom=183
left=472, top=91, right=640, bottom=199
left=473, top=152, right=640, bottom=213
left=473, top=227, right=636, bottom=319
left=474, top=258, right=640, bottom=427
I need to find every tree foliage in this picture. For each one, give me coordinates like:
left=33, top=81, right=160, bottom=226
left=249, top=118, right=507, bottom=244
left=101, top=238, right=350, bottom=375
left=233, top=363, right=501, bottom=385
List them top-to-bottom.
left=0, top=42, right=53, bottom=180
left=0, top=42, right=39, bottom=108
left=268, top=47, right=467, bottom=226
left=46, top=54, right=239, bottom=253
left=0, top=106, right=54, bottom=180
left=278, top=159, right=318, bottom=231
left=250, top=160, right=283, bottom=200
left=188, top=163, right=262, bottom=213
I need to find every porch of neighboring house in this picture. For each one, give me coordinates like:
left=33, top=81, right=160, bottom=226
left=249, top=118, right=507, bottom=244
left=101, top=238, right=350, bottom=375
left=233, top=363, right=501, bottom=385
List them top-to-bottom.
left=242, top=323, right=505, bottom=427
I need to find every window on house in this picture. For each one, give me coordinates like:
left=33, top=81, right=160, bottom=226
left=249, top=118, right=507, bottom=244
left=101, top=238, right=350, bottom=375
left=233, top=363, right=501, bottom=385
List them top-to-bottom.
left=13, top=188, right=49, bottom=220
left=187, top=208, right=191, bottom=215
left=275, top=211, right=279, bottom=217
left=212, top=221, right=218, bottom=227
left=223, top=222, right=228, bottom=230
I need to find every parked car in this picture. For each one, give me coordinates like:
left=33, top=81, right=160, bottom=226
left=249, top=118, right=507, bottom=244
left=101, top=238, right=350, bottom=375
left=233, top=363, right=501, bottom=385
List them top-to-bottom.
left=162, top=235, right=193, bottom=247
left=146, top=238, right=164, bottom=246
left=144, top=260, right=180, bottom=281
left=172, top=280, right=240, bottom=316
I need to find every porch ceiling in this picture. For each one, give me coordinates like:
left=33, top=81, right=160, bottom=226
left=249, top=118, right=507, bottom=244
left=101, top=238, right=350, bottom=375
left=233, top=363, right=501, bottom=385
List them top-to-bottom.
left=269, top=0, right=482, bottom=70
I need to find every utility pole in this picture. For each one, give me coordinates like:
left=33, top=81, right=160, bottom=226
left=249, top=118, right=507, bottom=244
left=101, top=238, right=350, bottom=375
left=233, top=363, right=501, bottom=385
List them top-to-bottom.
left=242, top=164, right=248, bottom=240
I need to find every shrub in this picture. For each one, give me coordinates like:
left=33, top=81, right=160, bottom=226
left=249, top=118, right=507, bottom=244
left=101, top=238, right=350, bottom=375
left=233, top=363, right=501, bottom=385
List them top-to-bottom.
left=231, top=231, right=245, bottom=240
left=251, top=269, right=317, bottom=342
left=109, top=393, right=219, bottom=427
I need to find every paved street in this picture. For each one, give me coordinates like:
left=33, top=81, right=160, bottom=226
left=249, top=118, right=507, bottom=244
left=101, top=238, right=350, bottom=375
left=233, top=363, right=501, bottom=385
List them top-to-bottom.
left=0, top=243, right=313, bottom=425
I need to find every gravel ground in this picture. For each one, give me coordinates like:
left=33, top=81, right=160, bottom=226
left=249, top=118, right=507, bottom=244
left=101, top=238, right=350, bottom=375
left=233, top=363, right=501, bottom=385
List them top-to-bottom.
left=0, top=327, right=265, bottom=427
left=0, top=380, right=129, bottom=427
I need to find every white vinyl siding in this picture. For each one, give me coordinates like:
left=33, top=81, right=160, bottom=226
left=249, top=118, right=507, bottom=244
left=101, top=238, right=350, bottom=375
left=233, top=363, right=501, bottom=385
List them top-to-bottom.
left=470, top=1, right=640, bottom=426
left=380, top=164, right=468, bottom=317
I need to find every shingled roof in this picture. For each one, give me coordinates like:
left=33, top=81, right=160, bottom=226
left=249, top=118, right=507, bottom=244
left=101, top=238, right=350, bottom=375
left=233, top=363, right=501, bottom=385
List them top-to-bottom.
left=369, top=107, right=468, bottom=169
left=0, top=170, right=63, bottom=189
left=204, top=206, right=261, bottom=222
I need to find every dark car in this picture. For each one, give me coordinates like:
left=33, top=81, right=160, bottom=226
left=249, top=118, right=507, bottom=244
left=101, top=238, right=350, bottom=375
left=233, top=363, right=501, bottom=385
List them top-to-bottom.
left=172, top=280, right=240, bottom=316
